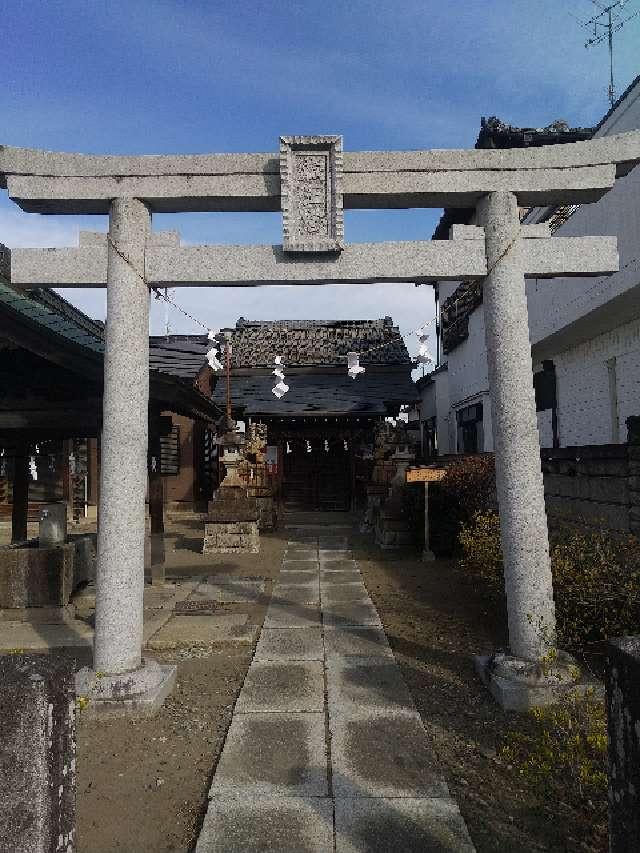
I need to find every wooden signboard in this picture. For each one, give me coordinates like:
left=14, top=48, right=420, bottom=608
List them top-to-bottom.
left=406, top=467, right=447, bottom=484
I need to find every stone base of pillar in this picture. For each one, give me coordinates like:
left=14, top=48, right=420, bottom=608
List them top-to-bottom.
left=422, top=548, right=436, bottom=562
left=474, top=651, right=602, bottom=712
left=75, top=657, right=176, bottom=717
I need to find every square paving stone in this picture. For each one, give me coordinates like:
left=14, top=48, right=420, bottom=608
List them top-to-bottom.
left=285, top=549, right=318, bottom=561
left=319, top=550, right=353, bottom=561
left=282, top=560, right=321, bottom=571
left=320, top=560, right=358, bottom=571
left=279, top=570, right=320, bottom=585
left=320, top=571, right=362, bottom=585
left=190, top=577, right=265, bottom=604
left=273, top=583, right=320, bottom=605
left=321, top=583, right=369, bottom=605
left=323, top=602, right=382, bottom=628
left=264, top=603, right=321, bottom=629
left=146, top=614, right=249, bottom=649
left=324, top=627, right=393, bottom=659
left=254, top=628, right=324, bottom=661
left=327, top=657, right=416, bottom=717
left=236, top=661, right=325, bottom=712
left=331, top=712, right=449, bottom=798
left=210, top=713, right=328, bottom=797
left=196, top=797, right=334, bottom=853
left=334, top=797, right=475, bottom=853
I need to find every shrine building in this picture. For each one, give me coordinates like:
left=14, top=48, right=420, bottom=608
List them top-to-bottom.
left=212, top=317, right=418, bottom=512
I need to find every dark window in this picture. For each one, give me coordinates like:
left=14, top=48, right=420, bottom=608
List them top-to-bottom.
left=456, top=403, right=484, bottom=453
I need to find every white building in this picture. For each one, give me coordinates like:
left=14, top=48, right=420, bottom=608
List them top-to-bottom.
left=421, top=75, right=640, bottom=454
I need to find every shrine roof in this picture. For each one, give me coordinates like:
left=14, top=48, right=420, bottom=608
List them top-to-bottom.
left=215, top=317, right=411, bottom=369
left=212, top=370, right=418, bottom=418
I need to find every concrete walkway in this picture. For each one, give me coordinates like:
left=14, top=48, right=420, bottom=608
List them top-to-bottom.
left=196, top=527, right=476, bottom=853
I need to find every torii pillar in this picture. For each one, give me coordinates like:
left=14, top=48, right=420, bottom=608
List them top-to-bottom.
left=473, top=192, right=589, bottom=710
left=76, top=198, right=176, bottom=715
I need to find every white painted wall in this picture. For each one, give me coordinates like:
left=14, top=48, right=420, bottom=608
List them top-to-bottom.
left=425, top=77, right=640, bottom=452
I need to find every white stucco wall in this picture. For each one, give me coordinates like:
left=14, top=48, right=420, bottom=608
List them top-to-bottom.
left=427, top=77, right=640, bottom=453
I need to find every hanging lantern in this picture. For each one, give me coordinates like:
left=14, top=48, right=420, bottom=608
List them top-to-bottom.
left=347, top=351, right=365, bottom=379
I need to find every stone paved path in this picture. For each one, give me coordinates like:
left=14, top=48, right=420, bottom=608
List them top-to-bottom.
left=196, top=528, right=476, bottom=852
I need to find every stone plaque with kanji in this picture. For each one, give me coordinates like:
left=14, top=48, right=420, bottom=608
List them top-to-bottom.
left=280, top=135, right=344, bottom=252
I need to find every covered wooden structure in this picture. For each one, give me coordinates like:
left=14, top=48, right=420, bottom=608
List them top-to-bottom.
left=0, top=272, right=221, bottom=542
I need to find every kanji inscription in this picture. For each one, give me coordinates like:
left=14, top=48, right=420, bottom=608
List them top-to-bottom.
left=280, top=135, right=344, bottom=252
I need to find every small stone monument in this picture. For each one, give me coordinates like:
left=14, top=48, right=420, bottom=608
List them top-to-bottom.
left=203, top=427, right=259, bottom=554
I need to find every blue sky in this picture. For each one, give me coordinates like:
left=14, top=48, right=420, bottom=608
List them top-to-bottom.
left=1, top=0, right=638, bottom=356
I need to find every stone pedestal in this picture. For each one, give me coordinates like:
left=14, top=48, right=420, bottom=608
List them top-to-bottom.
left=477, top=191, right=557, bottom=672
left=374, top=459, right=415, bottom=550
left=203, top=483, right=259, bottom=554
left=251, top=488, right=276, bottom=531
left=0, top=542, right=74, bottom=609
left=605, top=636, right=640, bottom=852
left=474, top=651, right=598, bottom=712
left=0, top=655, right=76, bottom=853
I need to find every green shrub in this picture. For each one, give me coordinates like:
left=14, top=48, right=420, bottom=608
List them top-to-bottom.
left=430, top=455, right=497, bottom=556
left=458, top=510, right=640, bottom=652
left=499, top=691, right=608, bottom=815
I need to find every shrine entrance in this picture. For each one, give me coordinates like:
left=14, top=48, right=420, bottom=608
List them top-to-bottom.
left=3, top=128, right=638, bottom=712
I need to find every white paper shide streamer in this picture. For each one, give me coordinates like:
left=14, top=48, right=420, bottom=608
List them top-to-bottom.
left=416, top=328, right=434, bottom=366
left=206, top=329, right=224, bottom=372
left=347, top=351, right=365, bottom=379
left=272, top=355, right=289, bottom=398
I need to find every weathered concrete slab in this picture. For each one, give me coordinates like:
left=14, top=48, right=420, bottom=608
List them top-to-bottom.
left=285, top=549, right=318, bottom=561
left=319, top=550, right=353, bottom=561
left=282, top=560, right=320, bottom=571
left=320, top=560, right=359, bottom=571
left=278, top=570, right=321, bottom=584
left=320, top=571, right=362, bottom=584
left=191, top=576, right=265, bottom=603
left=272, top=583, right=320, bottom=605
left=320, top=583, right=369, bottom=604
left=323, top=602, right=382, bottom=628
left=263, top=603, right=321, bottom=629
left=145, top=614, right=251, bottom=649
left=0, top=619, right=93, bottom=651
left=324, top=627, right=393, bottom=659
left=254, top=628, right=324, bottom=661
left=326, top=657, right=416, bottom=717
left=236, top=661, right=325, bottom=712
left=210, top=712, right=328, bottom=797
left=330, top=712, right=449, bottom=798
left=196, top=797, right=334, bottom=853
left=334, top=798, right=476, bottom=853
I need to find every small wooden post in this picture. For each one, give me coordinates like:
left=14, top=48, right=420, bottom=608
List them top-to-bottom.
left=11, top=442, right=30, bottom=544
left=422, top=481, right=435, bottom=562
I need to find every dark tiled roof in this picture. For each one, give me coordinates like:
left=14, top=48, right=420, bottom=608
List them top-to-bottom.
left=432, top=116, right=596, bottom=241
left=0, top=279, right=105, bottom=354
left=217, top=317, right=410, bottom=368
left=149, top=335, right=209, bottom=380
left=213, top=370, right=418, bottom=417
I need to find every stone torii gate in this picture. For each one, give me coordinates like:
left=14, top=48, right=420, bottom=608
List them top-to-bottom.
left=2, top=131, right=639, bottom=712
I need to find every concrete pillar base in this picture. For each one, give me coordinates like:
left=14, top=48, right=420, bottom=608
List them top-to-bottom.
left=422, top=549, right=436, bottom=562
left=474, top=651, right=602, bottom=712
left=76, top=657, right=176, bottom=717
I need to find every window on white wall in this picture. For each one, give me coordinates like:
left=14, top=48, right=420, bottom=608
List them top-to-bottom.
left=606, top=357, right=620, bottom=443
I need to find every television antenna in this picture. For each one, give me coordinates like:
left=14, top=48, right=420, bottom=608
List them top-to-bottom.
left=580, top=1, right=639, bottom=107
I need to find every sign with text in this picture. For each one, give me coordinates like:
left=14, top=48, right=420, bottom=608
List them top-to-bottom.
left=406, top=467, right=447, bottom=483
